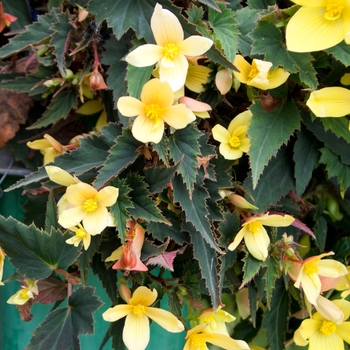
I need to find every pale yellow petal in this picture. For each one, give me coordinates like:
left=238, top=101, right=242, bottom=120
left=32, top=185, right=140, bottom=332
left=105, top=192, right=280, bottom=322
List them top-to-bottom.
left=291, top=0, right=327, bottom=6
left=151, top=3, right=183, bottom=46
left=286, top=7, right=345, bottom=52
left=343, top=7, right=350, bottom=43
left=178, top=36, right=213, bottom=56
left=125, top=44, right=163, bottom=67
left=159, top=54, right=188, bottom=91
left=233, top=55, right=251, bottom=84
left=248, top=59, right=272, bottom=89
left=186, top=64, right=211, bottom=93
left=267, top=68, right=290, bottom=89
left=340, top=73, right=350, bottom=85
left=140, top=79, right=174, bottom=107
left=307, top=87, right=350, bottom=117
left=117, top=96, right=145, bottom=117
left=76, top=99, right=104, bottom=115
left=162, top=104, right=192, bottom=129
left=227, top=110, right=252, bottom=133
left=132, top=115, right=165, bottom=144
left=212, top=124, right=231, bottom=143
left=44, top=134, right=63, bottom=152
left=239, top=138, right=251, bottom=153
left=27, top=139, right=52, bottom=150
left=219, top=143, right=244, bottom=160
left=43, top=149, right=58, bottom=165
left=45, top=166, right=77, bottom=187
left=65, top=182, right=97, bottom=206
left=96, top=186, right=119, bottom=207
left=58, top=206, right=86, bottom=228
left=83, top=207, right=109, bottom=235
left=259, top=213, right=295, bottom=227
left=228, top=226, right=247, bottom=251
left=244, top=227, right=269, bottom=261
left=82, top=234, right=91, bottom=250
left=65, top=235, right=82, bottom=247
left=105, top=247, right=122, bottom=262
left=317, top=259, right=348, bottom=278
left=302, top=272, right=321, bottom=305
left=130, top=286, right=157, bottom=306
left=315, top=295, right=344, bottom=325
left=333, top=299, right=350, bottom=320
left=102, top=304, right=132, bottom=322
left=145, top=307, right=184, bottom=332
left=123, top=313, right=150, bottom=350
left=336, top=322, right=350, bottom=344
left=309, top=331, right=343, bottom=350
left=202, top=333, right=250, bottom=349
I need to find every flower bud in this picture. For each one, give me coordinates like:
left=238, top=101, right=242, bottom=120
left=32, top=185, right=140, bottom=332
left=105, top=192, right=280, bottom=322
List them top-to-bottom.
left=78, top=8, right=89, bottom=22
left=89, top=71, right=107, bottom=90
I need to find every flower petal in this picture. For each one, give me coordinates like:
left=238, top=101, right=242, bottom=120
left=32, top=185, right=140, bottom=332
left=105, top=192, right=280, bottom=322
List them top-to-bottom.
left=151, top=3, right=183, bottom=45
left=286, top=7, right=345, bottom=52
left=179, top=36, right=213, bottom=56
left=125, top=44, right=163, bottom=67
left=159, top=54, right=188, bottom=91
left=233, top=55, right=251, bottom=84
left=186, top=64, right=211, bottom=93
left=215, top=68, right=232, bottom=95
left=267, top=68, right=290, bottom=89
left=140, top=79, right=174, bottom=107
left=307, top=87, right=350, bottom=117
left=117, top=96, right=145, bottom=117
left=162, top=104, right=192, bottom=129
left=227, top=110, right=252, bottom=134
left=132, top=114, right=165, bottom=144
left=212, top=124, right=231, bottom=143
left=26, top=139, right=52, bottom=150
left=219, top=143, right=244, bottom=160
left=45, top=166, right=77, bottom=187
left=66, top=182, right=97, bottom=206
left=96, top=186, right=119, bottom=207
left=58, top=206, right=86, bottom=228
left=82, top=207, right=109, bottom=235
left=259, top=213, right=295, bottom=227
left=228, top=226, right=247, bottom=251
left=244, top=227, right=270, bottom=261
left=317, top=259, right=348, bottom=278
left=301, top=272, right=321, bottom=305
left=129, top=286, right=157, bottom=307
left=315, top=295, right=344, bottom=325
left=102, top=304, right=132, bottom=322
left=145, top=307, right=184, bottom=332
left=123, top=313, right=150, bottom=350
left=294, top=319, right=320, bottom=346
left=336, top=321, right=350, bottom=344
left=309, top=331, right=343, bottom=350
left=201, top=333, right=250, bottom=349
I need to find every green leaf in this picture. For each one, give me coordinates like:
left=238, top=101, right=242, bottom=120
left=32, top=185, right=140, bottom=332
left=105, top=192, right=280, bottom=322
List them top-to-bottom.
left=198, top=0, right=221, bottom=11
left=247, top=0, right=275, bottom=8
left=209, top=4, right=239, bottom=62
left=236, top=7, right=259, bottom=56
left=0, top=9, right=57, bottom=58
left=50, top=12, right=72, bottom=78
left=250, top=21, right=317, bottom=89
left=327, top=41, right=350, bottom=66
left=126, top=63, right=154, bottom=99
left=28, top=89, right=79, bottom=129
left=248, top=101, right=301, bottom=188
left=321, top=118, right=350, bottom=143
left=168, top=124, right=201, bottom=195
left=94, top=128, right=142, bottom=189
left=293, top=130, right=321, bottom=196
left=152, top=136, right=169, bottom=166
left=245, top=146, right=296, bottom=212
left=319, top=148, right=350, bottom=192
left=144, top=163, right=179, bottom=193
left=126, top=173, right=168, bottom=224
left=172, top=174, right=220, bottom=252
left=109, top=178, right=134, bottom=244
left=45, top=191, right=59, bottom=232
left=313, top=209, right=327, bottom=252
left=0, top=216, right=80, bottom=280
left=184, top=220, right=220, bottom=310
left=333, top=237, right=350, bottom=263
left=241, top=251, right=263, bottom=287
left=263, top=257, right=279, bottom=309
left=262, top=278, right=289, bottom=350
left=27, top=286, right=103, bottom=350
left=168, top=290, right=183, bottom=318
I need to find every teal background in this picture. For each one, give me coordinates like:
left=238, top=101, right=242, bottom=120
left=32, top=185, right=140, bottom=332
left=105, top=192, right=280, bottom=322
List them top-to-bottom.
left=0, top=176, right=185, bottom=349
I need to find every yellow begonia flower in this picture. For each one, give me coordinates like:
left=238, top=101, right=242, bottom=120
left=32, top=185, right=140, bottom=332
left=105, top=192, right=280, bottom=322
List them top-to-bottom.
left=286, top=0, right=350, bottom=53
left=125, top=3, right=213, bottom=91
left=233, top=55, right=290, bottom=90
left=185, top=62, right=212, bottom=93
left=341, top=73, right=350, bottom=85
left=117, top=78, right=195, bottom=144
left=306, top=87, right=350, bottom=117
left=212, top=110, right=252, bottom=160
left=58, top=182, right=118, bottom=235
left=228, top=212, right=295, bottom=261
left=66, top=224, right=92, bottom=250
left=0, top=248, right=5, bottom=286
left=294, top=252, right=348, bottom=306
left=335, top=266, right=350, bottom=298
left=7, top=279, right=38, bottom=305
left=102, top=286, right=184, bottom=350
left=313, top=295, right=345, bottom=325
left=294, top=299, right=350, bottom=350
left=198, top=306, right=235, bottom=336
left=183, top=324, right=250, bottom=350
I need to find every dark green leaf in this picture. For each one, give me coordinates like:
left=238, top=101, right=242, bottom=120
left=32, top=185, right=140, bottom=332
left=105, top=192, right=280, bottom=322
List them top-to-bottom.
left=198, top=0, right=221, bottom=11
left=247, top=0, right=275, bottom=8
left=236, top=7, right=259, bottom=56
left=327, top=41, right=350, bottom=66
left=126, top=64, right=154, bottom=99
left=249, top=101, right=301, bottom=188
left=321, top=118, right=350, bottom=143
left=152, top=136, right=169, bottom=166
left=144, top=163, right=179, bottom=193
left=45, top=191, right=59, bottom=232
left=313, top=210, right=327, bottom=252
left=0, top=216, right=80, bottom=279
left=333, top=237, right=350, bottom=263
left=241, top=251, right=263, bottom=287
left=263, top=257, right=279, bottom=308
left=168, top=290, right=183, bottom=318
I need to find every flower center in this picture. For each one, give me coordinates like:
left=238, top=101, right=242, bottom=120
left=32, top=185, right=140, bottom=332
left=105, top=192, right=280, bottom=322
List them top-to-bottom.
left=325, top=0, right=345, bottom=20
left=163, top=43, right=179, bottom=60
left=248, top=66, right=259, bottom=80
left=145, top=103, right=163, bottom=128
left=229, top=135, right=241, bottom=148
left=83, top=198, right=98, bottom=212
left=247, top=221, right=263, bottom=234
left=76, top=228, right=87, bottom=238
left=303, top=261, right=319, bottom=275
left=20, top=289, right=29, bottom=299
left=132, top=304, right=146, bottom=317
left=202, top=316, right=216, bottom=331
left=319, top=320, right=336, bottom=336
left=190, top=334, right=207, bottom=350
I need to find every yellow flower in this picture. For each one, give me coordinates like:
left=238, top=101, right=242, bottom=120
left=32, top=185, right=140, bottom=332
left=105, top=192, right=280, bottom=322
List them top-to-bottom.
left=286, top=0, right=350, bottom=52
left=125, top=4, right=213, bottom=91
left=233, top=55, right=290, bottom=90
left=185, top=62, right=212, bottom=93
left=117, top=78, right=195, bottom=144
left=306, top=87, right=350, bottom=117
left=212, top=110, right=252, bottom=160
left=58, top=182, right=119, bottom=235
left=228, top=212, right=295, bottom=261
left=65, top=224, right=92, bottom=250
left=0, top=247, right=5, bottom=286
left=294, top=252, right=348, bottom=306
left=335, top=266, right=350, bottom=298
left=7, top=279, right=38, bottom=305
left=102, top=286, right=184, bottom=350
left=294, top=299, right=350, bottom=350
left=198, top=306, right=235, bottom=336
left=183, top=324, right=250, bottom=350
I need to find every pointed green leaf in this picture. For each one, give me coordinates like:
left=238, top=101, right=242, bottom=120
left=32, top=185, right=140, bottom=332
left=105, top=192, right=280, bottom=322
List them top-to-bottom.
left=198, top=0, right=221, bottom=11
left=247, top=0, right=275, bottom=8
left=209, top=4, right=239, bottom=62
left=236, top=7, right=259, bottom=56
left=50, top=12, right=72, bottom=77
left=250, top=21, right=317, bottom=89
left=327, top=41, right=350, bottom=66
left=126, top=63, right=154, bottom=99
left=28, top=89, right=79, bottom=129
left=249, top=101, right=301, bottom=188
left=321, top=118, right=350, bottom=143
left=168, top=124, right=201, bottom=195
left=94, top=128, right=142, bottom=189
left=293, top=130, right=321, bottom=196
left=152, top=136, right=169, bottom=166
left=245, top=146, right=296, bottom=212
left=319, top=147, right=350, bottom=192
left=144, top=163, right=179, bottom=193
left=126, top=173, right=168, bottom=224
left=172, top=174, right=220, bottom=252
left=109, top=178, right=134, bottom=244
left=45, top=191, right=59, bottom=232
left=313, top=208, right=327, bottom=251
left=0, top=216, right=80, bottom=279
left=333, top=237, right=350, bottom=263
left=241, top=251, right=263, bottom=287
left=263, top=257, right=279, bottom=309
left=262, top=278, right=289, bottom=350
left=27, top=286, right=103, bottom=350
left=168, top=290, right=183, bottom=318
